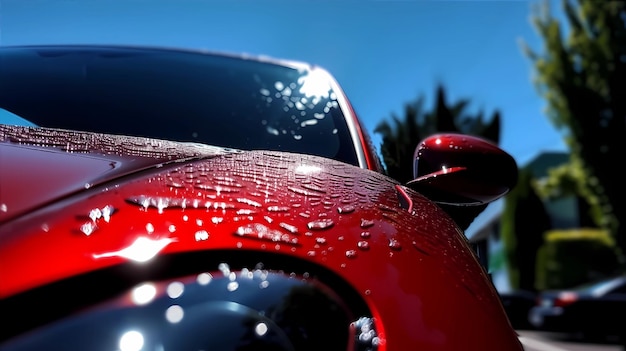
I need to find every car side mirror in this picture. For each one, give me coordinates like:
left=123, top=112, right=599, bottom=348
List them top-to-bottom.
left=406, top=133, right=518, bottom=206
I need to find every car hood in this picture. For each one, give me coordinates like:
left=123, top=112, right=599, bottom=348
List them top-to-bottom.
left=0, top=124, right=233, bottom=224
left=0, top=125, right=522, bottom=350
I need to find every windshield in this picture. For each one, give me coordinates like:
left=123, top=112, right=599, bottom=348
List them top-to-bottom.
left=0, top=46, right=359, bottom=166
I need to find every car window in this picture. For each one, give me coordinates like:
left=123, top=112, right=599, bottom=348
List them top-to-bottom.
left=0, top=46, right=359, bottom=166
left=0, top=108, right=35, bottom=127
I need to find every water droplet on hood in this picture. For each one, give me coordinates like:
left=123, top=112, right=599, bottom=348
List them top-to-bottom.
left=337, top=205, right=356, bottom=214
left=267, top=206, right=290, bottom=212
left=307, top=218, right=334, bottom=230
left=360, top=219, right=374, bottom=228
left=80, top=221, right=97, bottom=236
left=279, top=222, right=299, bottom=234
left=234, top=223, right=299, bottom=246
left=195, top=230, right=209, bottom=241
left=389, top=238, right=402, bottom=251
left=357, top=241, right=370, bottom=250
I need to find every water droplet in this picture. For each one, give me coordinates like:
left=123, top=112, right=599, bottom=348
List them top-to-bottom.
left=236, top=198, right=262, bottom=208
left=0, top=203, right=7, bottom=212
left=101, top=205, right=114, bottom=222
left=337, top=205, right=355, bottom=214
left=267, top=206, right=290, bottom=212
left=89, top=208, right=102, bottom=222
left=236, top=209, right=256, bottom=215
left=212, top=217, right=223, bottom=224
left=307, top=218, right=334, bottom=230
left=360, top=219, right=374, bottom=228
left=80, top=221, right=97, bottom=236
left=279, top=222, right=299, bottom=234
left=146, top=223, right=155, bottom=234
left=234, top=223, right=299, bottom=246
left=168, top=225, right=177, bottom=233
left=195, top=230, right=209, bottom=241
left=360, top=231, right=371, bottom=239
left=315, top=237, right=327, bottom=245
left=389, top=238, right=402, bottom=251
left=357, top=241, right=370, bottom=250
left=307, top=250, right=316, bottom=256
left=345, top=250, right=357, bottom=258
left=218, top=263, right=231, bottom=275
left=197, top=272, right=212, bottom=285
left=167, top=281, right=185, bottom=299
left=227, top=281, right=239, bottom=292
left=364, top=289, right=371, bottom=295
left=165, top=305, right=184, bottom=324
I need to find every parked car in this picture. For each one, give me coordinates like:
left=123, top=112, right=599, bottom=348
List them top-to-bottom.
left=0, top=45, right=522, bottom=350
left=529, top=274, right=626, bottom=341
left=499, top=290, right=537, bottom=330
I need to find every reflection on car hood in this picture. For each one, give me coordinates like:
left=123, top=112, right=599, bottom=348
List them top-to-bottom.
left=0, top=125, right=237, bottom=224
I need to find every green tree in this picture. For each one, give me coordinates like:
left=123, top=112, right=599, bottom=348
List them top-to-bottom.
left=522, top=0, right=626, bottom=258
left=374, top=84, right=501, bottom=184
left=501, top=168, right=551, bottom=291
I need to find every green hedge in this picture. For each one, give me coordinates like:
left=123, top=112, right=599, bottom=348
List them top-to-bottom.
left=535, top=228, right=623, bottom=290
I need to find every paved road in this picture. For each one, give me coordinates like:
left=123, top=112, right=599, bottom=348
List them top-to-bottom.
left=518, top=330, right=624, bottom=351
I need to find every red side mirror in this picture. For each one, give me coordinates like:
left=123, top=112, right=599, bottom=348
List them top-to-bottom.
left=407, top=133, right=518, bottom=206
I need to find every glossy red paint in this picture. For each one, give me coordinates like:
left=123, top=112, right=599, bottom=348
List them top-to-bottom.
left=0, top=129, right=523, bottom=350
left=410, top=133, right=518, bottom=205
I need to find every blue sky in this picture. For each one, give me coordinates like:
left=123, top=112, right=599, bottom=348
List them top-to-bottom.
left=0, top=0, right=569, bottom=166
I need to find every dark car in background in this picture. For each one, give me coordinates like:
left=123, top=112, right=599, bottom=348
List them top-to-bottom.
left=0, top=45, right=521, bottom=350
left=529, top=274, right=626, bottom=341
left=499, top=290, right=537, bottom=330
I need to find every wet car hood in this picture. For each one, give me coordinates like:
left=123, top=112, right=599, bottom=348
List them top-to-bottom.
left=0, top=125, right=234, bottom=224
left=0, top=125, right=521, bottom=349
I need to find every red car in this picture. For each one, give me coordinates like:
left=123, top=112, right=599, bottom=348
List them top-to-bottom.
left=0, top=45, right=522, bottom=350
